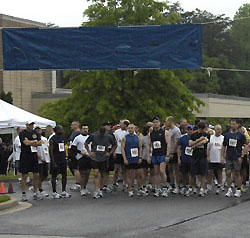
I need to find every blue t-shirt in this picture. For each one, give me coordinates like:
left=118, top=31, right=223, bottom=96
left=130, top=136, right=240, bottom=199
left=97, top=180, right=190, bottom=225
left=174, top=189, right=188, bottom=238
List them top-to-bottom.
left=223, top=131, right=246, bottom=160
left=125, top=134, right=139, bottom=164
left=179, top=134, right=192, bottom=163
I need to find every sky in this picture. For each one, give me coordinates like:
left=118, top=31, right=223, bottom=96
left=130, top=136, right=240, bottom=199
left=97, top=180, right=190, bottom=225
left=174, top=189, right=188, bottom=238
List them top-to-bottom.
left=0, top=0, right=250, bottom=27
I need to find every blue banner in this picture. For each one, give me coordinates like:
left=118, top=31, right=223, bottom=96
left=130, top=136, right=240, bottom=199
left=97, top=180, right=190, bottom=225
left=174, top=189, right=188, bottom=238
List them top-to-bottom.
left=2, top=24, right=202, bottom=70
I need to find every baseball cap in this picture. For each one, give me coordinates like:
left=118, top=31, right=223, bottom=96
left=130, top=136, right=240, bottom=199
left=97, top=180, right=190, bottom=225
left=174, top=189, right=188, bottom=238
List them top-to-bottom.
left=152, top=116, right=160, bottom=121
left=26, top=120, right=35, bottom=125
left=103, top=121, right=112, bottom=126
left=187, top=125, right=194, bottom=130
left=35, top=126, right=42, bottom=130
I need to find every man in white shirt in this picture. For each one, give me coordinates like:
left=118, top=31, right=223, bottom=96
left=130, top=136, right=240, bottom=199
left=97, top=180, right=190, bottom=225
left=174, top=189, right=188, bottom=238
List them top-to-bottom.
left=113, top=120, right=129, bottom=190
left=71, top=125, right=91, bottom=196
left=207, top=125, right=224, bottom=194
left=35, top=126, right=50, bottom=197
left=14, top=127, right=24, bottom=182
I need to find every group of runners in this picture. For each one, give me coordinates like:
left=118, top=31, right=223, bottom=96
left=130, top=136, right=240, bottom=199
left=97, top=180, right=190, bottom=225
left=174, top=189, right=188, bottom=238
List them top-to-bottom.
left=15, top=116, right=250, bottom=201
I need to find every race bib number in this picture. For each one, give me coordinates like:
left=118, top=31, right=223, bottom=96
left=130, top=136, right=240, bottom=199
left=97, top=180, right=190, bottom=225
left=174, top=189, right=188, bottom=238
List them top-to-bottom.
left=229, top=139, right=237, bottom=147
left=153, top=141, right=161, bottom=149
left=59, top=143, right=65, bottom=152
left=214, top=143, right=222, bottom=149
left=97, top=145, right=105, bottom=152
left=30, top=146, right=37, bottom=153
left=43, top=147, right=49, bottom=154
left=185, top=147, right=193, bottom=156
left=131, top=148, right=139, bottom=157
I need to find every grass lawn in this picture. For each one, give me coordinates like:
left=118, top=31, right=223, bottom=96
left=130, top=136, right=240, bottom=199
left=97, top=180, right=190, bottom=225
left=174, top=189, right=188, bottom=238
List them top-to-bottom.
left=0, top=195, right=10, bottom=203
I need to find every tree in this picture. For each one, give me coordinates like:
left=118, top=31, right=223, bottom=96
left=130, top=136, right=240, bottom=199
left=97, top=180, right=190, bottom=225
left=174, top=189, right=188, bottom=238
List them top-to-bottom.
left=39, top=0, right=203, bottom=134
left=0, top=91, right=13, bottom=104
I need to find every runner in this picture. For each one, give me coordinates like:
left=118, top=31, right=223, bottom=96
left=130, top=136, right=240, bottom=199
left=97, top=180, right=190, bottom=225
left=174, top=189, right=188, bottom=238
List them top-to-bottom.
left=165, top=116, right=181, bottom=194
left=147, top=117, right=170, bottom=197
left=222, top=119, right=248, bottom=197
left=113, top=120, right=129, bottom=190
left=19, top=121, right=44, bottom=201
left=68, top=121, right=82, bottom=192
left=102, top=121, right=116, bottom=193
left=189, top=122, right=210, bottom=197
left=71, top=124, right=91, bottom=196
left=121, top=124, right=145, bottom=197
left=49, top=125, right=71, bottom=199
left=141, top=125, right=154, bottom=195
left=178, top=125, right=193, bottom=196
left=207, top=125, right=224, bottom=194
left=35, top=126, right=50, bottom=197
left=85, top=126, right=116, bottom=199
left=14, top=127, right=23, bottom=183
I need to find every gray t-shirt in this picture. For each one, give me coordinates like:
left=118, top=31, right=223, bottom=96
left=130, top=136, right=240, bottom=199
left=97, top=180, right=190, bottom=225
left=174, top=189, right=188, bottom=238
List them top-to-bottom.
left=169, top=126, right=181, bottom=153
left=86, top=132, right=116, bottom=162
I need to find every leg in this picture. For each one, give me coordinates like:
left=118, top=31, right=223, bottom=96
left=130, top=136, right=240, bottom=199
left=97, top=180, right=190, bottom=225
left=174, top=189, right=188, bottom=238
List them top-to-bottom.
left=159, top=163, right=167, bottom=187
left=168, top=163, right=174, bottom=187
left=173, top=163, right=181, bottom=187
left=113, top=164, right=120, bottom=184
left=154, top=164, right=160, bottom=189
left=136, top=168, right=144, bottom=190
left=94, top=169, right=100, bottom=192
left=127, top=169, right=134, bottom=192
left=226, top=169, right=232, bottom=187
left=234, top=170, right=242, bottom=189
left=21, top=173, right=28, bottom=193
left=33, top=173, right=40, bottom=193
left=200, top=175, right=206, bottom=189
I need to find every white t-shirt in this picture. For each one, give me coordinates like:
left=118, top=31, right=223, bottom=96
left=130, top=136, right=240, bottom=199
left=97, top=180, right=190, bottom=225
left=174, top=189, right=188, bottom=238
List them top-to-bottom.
left=114, top=129, right=128, bottom=154
left=72, top=134, right=90, bottom=160
left=208, top=135, right=224, bottom=163
left=14, top=136, right=21, bottom=161
left=37, top=136, right=50, bottom=164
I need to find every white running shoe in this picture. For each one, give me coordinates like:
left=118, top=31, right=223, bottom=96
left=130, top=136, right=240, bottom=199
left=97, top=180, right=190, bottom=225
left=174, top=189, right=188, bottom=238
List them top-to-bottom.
left=70, top=184, right=81, bottom=192
left=146, top=184, right=153, bottom=190
left=207, top=184, right=212, bottom=192
left=29, top=186, right=34, bottom=192
left=103, top=186, right=112, bottom=193
left=167, top=186, right=173, bottom=193
left=172, top=187, right=180, bottom=194
left=180, top=187, right=186, bottom=195
left=193, top=187, right=198, bottom=194
left=80, top=188, right=91, bottom=196
left=161, top=188, right=168, bottom=197
left=185, top=188, right=193, bottom=197
left=198, top=188, right=205, bottom=197
left=216, top=188, right=221, bottom=195
left=225, top=188, right=233, bottom=197
left=137, top=189, right=146, bottom=196
left=154, top=189, right=161, bottom=197
left=234, top=189, right=241, bottom=198
left=40, top=190, right=49, bottom=197
left=98, top=190, right=104, bottom=198
left=61, top=191, right=71, bottom=198
left=93, top=191, right=99, bottom=199
left=128, top=191, right=134, bottom=197
left=33, top=192, right=43, bottom=200
left=53, top=192, right=62, bottom=199
left=21, top=193, right=28, bottom=202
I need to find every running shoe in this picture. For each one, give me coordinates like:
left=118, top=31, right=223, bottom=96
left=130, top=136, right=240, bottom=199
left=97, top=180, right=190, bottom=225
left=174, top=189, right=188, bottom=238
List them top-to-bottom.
left=70, top=184, right=81, bottom=192
left=172, top=187, right=180, bottom=194
left=80, top=188, right=91, bottom=196
left=161, top=188, right=168, bottom=197
left=185, top=188, right=193, bottom=197
left=198, top=188, right=205, bottom=197
left=225, top=188, right=233, bottom=197
left=154, top=189, right=161, bottom=197
left=234, top=189, right=241, bottom=198
left=40, top=190, right=49, bottom=197
left=98, top=190, right=104, bottom=198
left=61, top=191, right=71, bottom=198
left=93, top=191, right=100, bottom=199
left=128, top=191, right=134, bottom=197
left=53, top=192, right=62, bottom=199
left=21, top=193, right=28, bottom=202
left=33, top=193, right=43, bottom=200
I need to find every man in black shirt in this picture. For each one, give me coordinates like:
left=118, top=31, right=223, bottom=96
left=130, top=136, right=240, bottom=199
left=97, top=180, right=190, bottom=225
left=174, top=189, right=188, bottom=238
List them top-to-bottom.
left=19, top=121, right=44, bottom=201
left=189, top=122, right=210, bottom=197
left=49, top=125, right=71, bottom=199
left=85, top=126, right=116, bottom=199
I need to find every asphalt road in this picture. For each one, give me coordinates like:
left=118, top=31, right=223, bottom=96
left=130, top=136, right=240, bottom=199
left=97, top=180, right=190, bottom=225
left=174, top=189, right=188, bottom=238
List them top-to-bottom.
left=0, top=180, right=250, bottom=238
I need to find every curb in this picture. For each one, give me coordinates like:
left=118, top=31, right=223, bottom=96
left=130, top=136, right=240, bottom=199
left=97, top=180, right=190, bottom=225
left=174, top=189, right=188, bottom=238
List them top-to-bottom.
left=0, top=197, right=18, bottom=211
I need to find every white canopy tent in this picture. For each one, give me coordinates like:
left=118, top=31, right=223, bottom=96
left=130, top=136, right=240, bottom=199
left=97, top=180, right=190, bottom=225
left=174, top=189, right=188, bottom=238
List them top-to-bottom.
left=0, top=99, right=56, bottom=130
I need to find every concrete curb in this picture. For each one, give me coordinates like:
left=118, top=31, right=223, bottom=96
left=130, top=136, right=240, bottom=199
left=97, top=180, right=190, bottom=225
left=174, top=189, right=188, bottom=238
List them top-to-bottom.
left=0, top=197, right=18, bottom=211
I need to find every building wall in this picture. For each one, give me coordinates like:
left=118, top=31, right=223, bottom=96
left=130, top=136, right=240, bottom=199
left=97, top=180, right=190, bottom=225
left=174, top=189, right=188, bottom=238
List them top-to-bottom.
left=0, top=14, right=54, bottom=112
left=194, top=93, right=250, bottom=118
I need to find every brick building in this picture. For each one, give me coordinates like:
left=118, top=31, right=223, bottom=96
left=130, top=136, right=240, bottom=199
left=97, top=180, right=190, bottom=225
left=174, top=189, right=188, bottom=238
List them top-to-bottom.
left=0, top=14, right=71, bottom=114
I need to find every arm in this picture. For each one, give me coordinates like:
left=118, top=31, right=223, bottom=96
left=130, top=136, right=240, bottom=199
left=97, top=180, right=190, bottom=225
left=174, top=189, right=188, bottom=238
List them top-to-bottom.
left=165, top=130, right=171, bottom=162
left=147, top=136, right=152, bottom=164
left=189, top=136, right=205, bottom=147
left=121, top=137, right=128, bottom=165
left=138, top=137, right=143, bottom=164
left=49, top=140, right=56, bottom=168
left=207, top=143, right=210, bottom=162
left=177, top=145, right=182, bottom=166
left=221, top=146, right=226, bottom=164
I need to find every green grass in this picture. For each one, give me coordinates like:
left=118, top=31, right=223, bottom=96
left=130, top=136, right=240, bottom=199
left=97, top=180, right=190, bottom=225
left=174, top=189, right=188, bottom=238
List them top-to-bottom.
left=0, top=195, right=10, bottom=203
